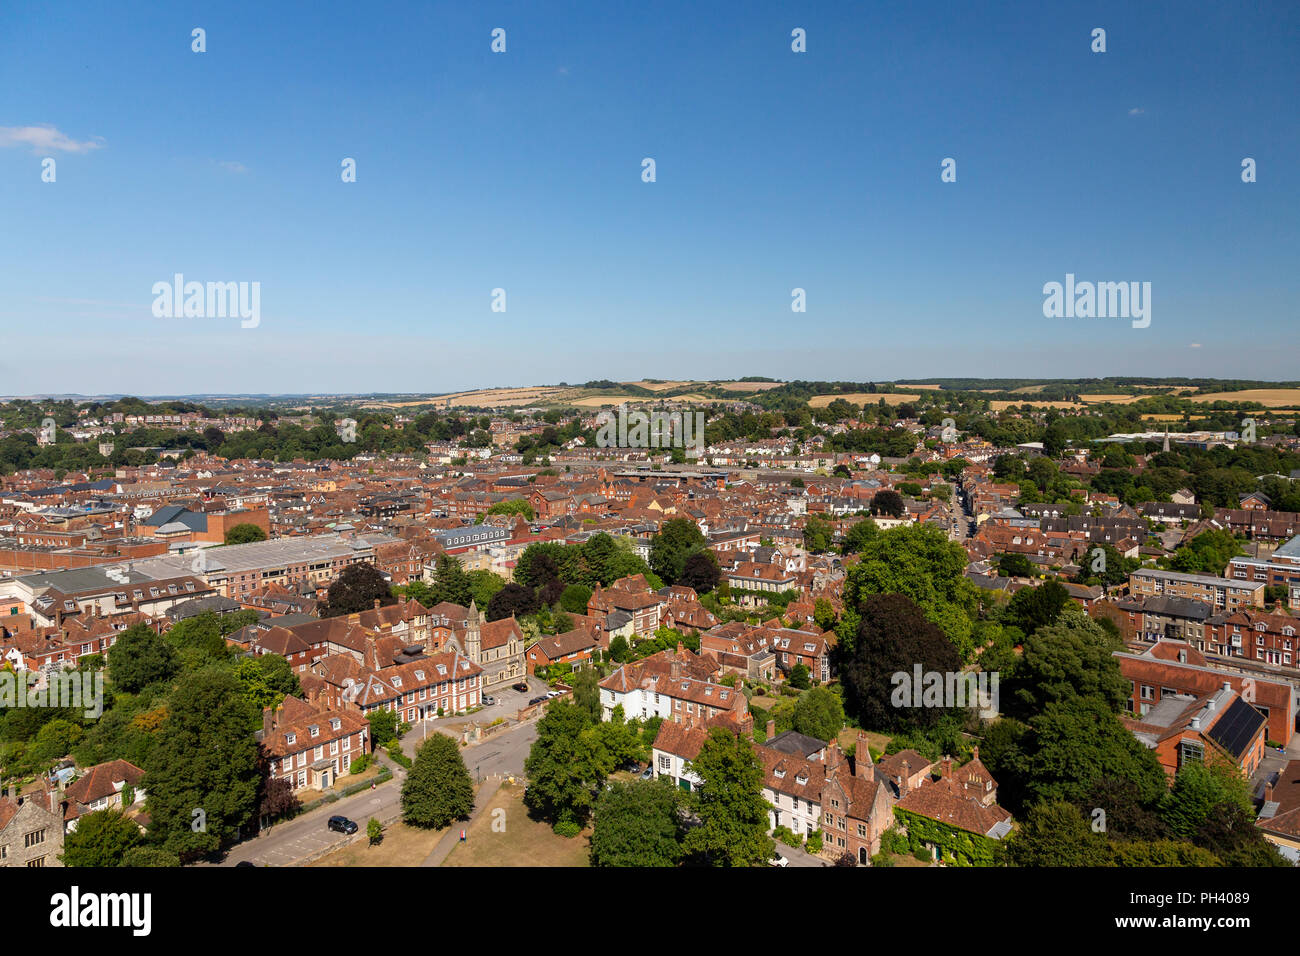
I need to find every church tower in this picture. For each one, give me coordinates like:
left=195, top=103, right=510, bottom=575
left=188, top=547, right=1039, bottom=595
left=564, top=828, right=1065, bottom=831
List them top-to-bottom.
left=465, top=598, right=482, bottom=664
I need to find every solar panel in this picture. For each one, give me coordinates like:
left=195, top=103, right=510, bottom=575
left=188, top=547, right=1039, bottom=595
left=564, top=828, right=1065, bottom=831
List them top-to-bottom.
left=1206, top=697, right=1265, bottom=758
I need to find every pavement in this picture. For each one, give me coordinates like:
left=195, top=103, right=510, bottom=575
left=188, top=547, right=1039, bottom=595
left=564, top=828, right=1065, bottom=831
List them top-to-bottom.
left=421, top=777, right=503, bottom=866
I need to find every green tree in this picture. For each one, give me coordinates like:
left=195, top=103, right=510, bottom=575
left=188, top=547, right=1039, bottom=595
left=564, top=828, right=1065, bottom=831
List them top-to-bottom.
left=802, top=515, right=834, bottom=553
left=649, top=518, right=707, bottom=585
left=841, top=518, right=880, bottom=555
left=224, top=522, right=267, bottom=544
left=1169, top=529, right=1244, bottom=576
left=560, top=583, right=593, bottom=614
left=1003, top=604, right=1128, bottom=720
left=107, top=623, right=180, bottom=694
left=143, top=666, right=262, bottom=861
left=792, top=686, right=845, bottom=742
left=523, top=700, right=608, bottom=827
left=368, top=709, right=401, bottom=748
left=682, top=728, right=775, bottom=866
left=402, top=733, right=474, bottom=829
left=591, top=779, right=687, bottom=867
left=1005, top=801, right=1110, bottom=867
left=60, top=809, right=142, bottom=866
left=367, top=817, right=384, bottom=846
left=120, top=846, right=180, bottom=867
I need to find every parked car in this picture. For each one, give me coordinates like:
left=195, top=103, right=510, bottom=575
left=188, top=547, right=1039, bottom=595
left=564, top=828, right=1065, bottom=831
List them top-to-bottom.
left=512, top=682, right=530, bottom=693
left=546, top=690, right=563, bottom=698
left=482, top=695, right=495, bottom=707
left=528, top=695, right=549, bottom=706
left=620, top=760, right=642, bottom=773
left=639, top=767, right=654, bottom=780
left=327, top=816, right=358, bottom=835
left=768, top=853, right=789, bottom=868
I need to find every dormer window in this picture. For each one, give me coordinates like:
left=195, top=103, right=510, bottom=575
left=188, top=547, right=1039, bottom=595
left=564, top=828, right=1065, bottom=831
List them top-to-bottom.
left=414, top=670, right=425, bottom=681
left=392, top=677, right=402, bottom=687
left=330, top=718, right=341, bottom=731
left=309, top=725, right=319, bottom=737
left=286, top=732, right=296, bottom=745
left=774, top=769, right=786, bottom=779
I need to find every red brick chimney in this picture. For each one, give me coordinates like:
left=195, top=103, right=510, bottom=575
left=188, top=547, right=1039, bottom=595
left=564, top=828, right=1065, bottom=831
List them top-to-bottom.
left=766, top=719, right=775, bottom=741
left=856, top=732, right=873, bottom=779
left=972, top=745, right=980, bottom=762
left=942, top=755, right=953, bottom=779
left=900, top=760, right=910, bottom=795
left=1266, top=781, right=1275, bottom=802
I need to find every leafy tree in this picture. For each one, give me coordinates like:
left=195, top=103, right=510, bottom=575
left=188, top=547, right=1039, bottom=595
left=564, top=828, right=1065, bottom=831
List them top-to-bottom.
left=871, top=489, right=906, bottom=518
left=477, top=498, right=534, bottom=522
left=802, top=515, right=835, bottom=553
left=649, top=518, right=707, bottom=585
left=840, top=518, right=879, bottom=555
left=224, top=523, right=267, bottom=544
left=840, top=524, right=978, bottom=659
left=1169, top=529, right=1244, bottom=576
left=679, top=550, right=721, bottom=594
left=996, top=553, right=1033, bottom=578
left=427, top=554, right=472, bottom=606
left=318, top=562, right=396, bottom=617
left=467, top=569, right=507, bottom=609
left=1002, top=580, right=1070, bottom=636
left=486, top=582, right=538, bottom=621
left=560, top=583, right=593, bottom=614
left=840, top=593, right=961, bottom=733
left=1002, top=604, right=1127, bottom=719
left=107, top=623, right=180, bottom=694
left=609, top=634, right=630, bottom=663
left=234, top=654, right=302, bottom=710
left=788, top=662, right=811, bottom=690
left=143, top=666, right=261, bottom=861
left=570, top=666, right=602, bottom=722
left=791, top=686, right=845, bottom=741
left=1021, top=696, right=1167, bottom=810
left=523, top=700, right=608, bottom=828
left=368, top=708, right=401, bottom=747
left=31, top=718, right=84, bottom=765
left=682, top=729, right=775, bottom=867
left=402, top=732, right=474, bottom=829
left=591, top=778, right=687, bottom=867
left=1005, top=801, right=1111, bottom=867
left=60, top=809, right=142, bottom=866
left=367, top=817, right=384, bottom=846
left=120, top=846, right=180, bottom=867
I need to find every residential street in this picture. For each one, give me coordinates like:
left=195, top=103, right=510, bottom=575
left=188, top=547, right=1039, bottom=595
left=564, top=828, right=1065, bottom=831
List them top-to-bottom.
left=215, top=718, right=538, bottom=866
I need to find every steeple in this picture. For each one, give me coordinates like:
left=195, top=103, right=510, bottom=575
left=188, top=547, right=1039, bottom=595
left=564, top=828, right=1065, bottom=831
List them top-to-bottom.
left=466, top=599, right=481, bottom=662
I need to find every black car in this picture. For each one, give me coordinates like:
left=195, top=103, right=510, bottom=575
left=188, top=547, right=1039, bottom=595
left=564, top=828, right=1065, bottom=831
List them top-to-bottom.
left=512, top=682, right=530, bottom=693
left=528, top=695, right=549, bottom=706
left=327, top=815, right=358, bottom=835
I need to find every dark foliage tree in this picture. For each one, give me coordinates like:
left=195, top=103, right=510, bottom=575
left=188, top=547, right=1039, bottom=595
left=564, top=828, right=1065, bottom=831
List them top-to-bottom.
left=871, top=489, right=905, bottom=518
left=649, top=517, right=707, bottom=585
left=224, top=522, right=267, bottom=544
left=679, top=550, right=721, bottom=594
left=318, top=562, right=396, bottom=618
left=487, top=582, right=539, bottom=621
left=840, top=593, right=961, bottom=733
left=60, top=809, right=141, bottom=866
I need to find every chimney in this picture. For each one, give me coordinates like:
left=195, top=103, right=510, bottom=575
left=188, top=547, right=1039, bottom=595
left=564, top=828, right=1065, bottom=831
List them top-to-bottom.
left=374, top=599, right=381, bottom=611
left=671, top=659, right=681, bottom=679
left=262, top=705, right=274, bottom=737
left=766, top=719, right=775, bottom=741
left=856, top=732, right=873, bottom=778
left=826, top=742, right=843, bottom=772
left=972, top=745, right=980, bottom=762
left=942, top=755, right=953, bottom=779
left=900, top=760, right=910, bottom=795
left=1266, top=781, right=1275, bottom=802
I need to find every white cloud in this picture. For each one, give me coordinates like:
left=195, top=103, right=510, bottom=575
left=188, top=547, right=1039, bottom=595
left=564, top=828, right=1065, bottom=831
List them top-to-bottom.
left=1128, top=107, right=1145, bottom=116
left=0, top=125, right=104, bottom=153
left=218, top=160, right=248, bottom=174
left=1189, top=342, right=1203, bottom=348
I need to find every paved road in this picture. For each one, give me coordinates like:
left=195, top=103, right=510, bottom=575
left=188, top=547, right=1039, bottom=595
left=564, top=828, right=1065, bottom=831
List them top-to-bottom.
left=398, top=675, right=548, bottom=760
left=216, top=719, right=539, bottom=866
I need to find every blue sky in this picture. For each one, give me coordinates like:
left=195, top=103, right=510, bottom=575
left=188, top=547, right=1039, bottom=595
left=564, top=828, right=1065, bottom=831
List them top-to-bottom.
left=1, top=0, right=1297, bottom=395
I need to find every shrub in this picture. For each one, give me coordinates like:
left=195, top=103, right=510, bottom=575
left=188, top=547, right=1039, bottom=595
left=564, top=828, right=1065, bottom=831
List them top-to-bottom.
left=349, top=753, right=371, bottom=774
left=553, top=820, right=581, bottom=838
left=806, top=830, right=823, bottom=854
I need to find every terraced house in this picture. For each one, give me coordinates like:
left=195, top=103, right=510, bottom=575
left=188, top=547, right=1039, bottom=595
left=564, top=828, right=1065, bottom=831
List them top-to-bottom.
left=260, top=695, right=371, bottom=792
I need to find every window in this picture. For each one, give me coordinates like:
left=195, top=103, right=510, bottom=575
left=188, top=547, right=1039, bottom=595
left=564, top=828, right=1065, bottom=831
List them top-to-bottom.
left=24, top=829, right=46, bottom=848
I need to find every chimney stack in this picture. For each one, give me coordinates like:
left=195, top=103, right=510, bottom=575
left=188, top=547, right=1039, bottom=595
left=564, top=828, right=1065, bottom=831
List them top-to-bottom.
left=374, top=598, right=381, bottom=611
left=766, top=719, right=775, bottom=741
left=856, top=732, right=873, bottom=779
left=972, top=745, right=980, bottom=762
left=942, top=755, right=953, bottom=779
left=900, top=760, right=910, bottom=795
left=1266, top=781, right=1275, bottom=802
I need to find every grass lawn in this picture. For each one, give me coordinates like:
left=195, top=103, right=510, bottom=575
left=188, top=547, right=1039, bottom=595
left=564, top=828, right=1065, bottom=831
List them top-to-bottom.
left=838, top=728, right=891, bottom=756
left=440, top=782, right=591, bottom=867
left=309, top=819, right=447, bottom=866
